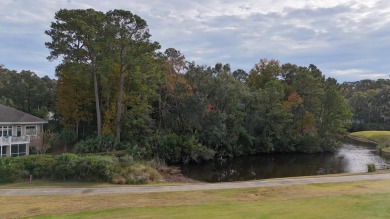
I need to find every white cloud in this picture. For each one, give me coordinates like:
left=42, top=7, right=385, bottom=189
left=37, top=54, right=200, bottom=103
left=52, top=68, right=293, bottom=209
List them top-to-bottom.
left=0, top=0, right=390, bottom=81
left=329, top=69, right=388, bottom=81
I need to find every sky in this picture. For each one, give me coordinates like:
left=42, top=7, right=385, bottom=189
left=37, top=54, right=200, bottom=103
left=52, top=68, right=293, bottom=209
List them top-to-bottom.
left=1, top=0, right=390, bottom=82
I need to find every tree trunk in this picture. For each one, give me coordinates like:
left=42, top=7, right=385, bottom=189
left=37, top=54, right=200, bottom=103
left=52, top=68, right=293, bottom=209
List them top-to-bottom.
left=115, top=65, right=124, bottom=142
left=93, top=68, right=102, bottom=136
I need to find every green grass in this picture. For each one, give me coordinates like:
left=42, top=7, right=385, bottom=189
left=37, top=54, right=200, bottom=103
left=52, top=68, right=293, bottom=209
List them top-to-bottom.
left=350, top=131, right=390, bottom=153
left=350, top=131, right=390, bottom=143
left=0, top=179, right=182, bottom=189
left=3, top=179, right=390, bottom=219
left=0, top=180, right=111, bottom=188
left=30, top=193, right=390, bottom=219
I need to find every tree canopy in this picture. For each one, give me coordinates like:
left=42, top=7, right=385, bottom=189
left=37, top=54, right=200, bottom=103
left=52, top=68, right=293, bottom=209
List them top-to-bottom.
left=2, top=8, right=376, bottom=164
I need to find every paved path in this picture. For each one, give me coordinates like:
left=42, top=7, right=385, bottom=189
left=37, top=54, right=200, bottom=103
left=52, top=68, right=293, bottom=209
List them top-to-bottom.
left=1, top=173, right=390, bottom=196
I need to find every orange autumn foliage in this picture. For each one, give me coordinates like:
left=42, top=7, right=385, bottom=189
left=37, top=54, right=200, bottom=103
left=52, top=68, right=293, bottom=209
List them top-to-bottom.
left=283, top=91, right=303, bottom=109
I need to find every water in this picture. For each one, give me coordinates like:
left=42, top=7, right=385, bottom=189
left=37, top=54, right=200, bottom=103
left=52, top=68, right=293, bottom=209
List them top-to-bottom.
left=181, top=140, right=390, bottom=182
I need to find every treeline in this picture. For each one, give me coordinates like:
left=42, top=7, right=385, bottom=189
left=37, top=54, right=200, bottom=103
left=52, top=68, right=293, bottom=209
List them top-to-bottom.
left=1, top=9, right=357, bottom=163
left=0, top=65, right=55, bottom=118
left=342, top=79, right=390, bottom=131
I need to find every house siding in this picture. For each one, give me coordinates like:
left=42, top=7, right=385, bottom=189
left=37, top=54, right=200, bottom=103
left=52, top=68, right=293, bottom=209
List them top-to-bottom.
left=0, top=124, right=44, bottom=157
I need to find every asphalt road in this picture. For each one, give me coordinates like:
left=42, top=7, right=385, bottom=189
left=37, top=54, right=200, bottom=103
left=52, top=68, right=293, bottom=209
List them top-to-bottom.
left=1, top=173, right=390, bottom=196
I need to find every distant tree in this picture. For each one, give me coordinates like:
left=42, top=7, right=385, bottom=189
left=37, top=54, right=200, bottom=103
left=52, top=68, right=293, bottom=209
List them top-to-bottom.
left=247, top=59, right=280, bottom=89
left=0, top=65, right=55, bottom=117
left=232, top=69, right=248, bottom=82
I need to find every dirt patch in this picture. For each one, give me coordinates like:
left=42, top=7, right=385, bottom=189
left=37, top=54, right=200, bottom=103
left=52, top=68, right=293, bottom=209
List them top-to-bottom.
left=158, top=166, right=201, bottom=183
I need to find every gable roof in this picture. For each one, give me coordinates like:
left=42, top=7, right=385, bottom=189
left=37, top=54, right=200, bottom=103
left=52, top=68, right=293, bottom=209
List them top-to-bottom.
left=0, top=104, right=48, bottom=125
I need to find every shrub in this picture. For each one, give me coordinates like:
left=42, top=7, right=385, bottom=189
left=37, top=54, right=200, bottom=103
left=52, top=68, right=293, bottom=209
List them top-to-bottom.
left=58, top=129, right=78, bottom=145
left=159, top=133, right=216, bottom=163
left=76, top=135, right=123, bottom=153
left=295, top=136, right=322, bottom=153
left=52, top=153, right=79, bottom=180
left=0, top=154, right=162, bottom=184
left=0, top=155, right=55, bottom=182
left=19, top=155, right=55, bottom=178
left=74, top=156, right=116, bottom=181
left=0, top=159, right=27, bottom=183
left=113, top=163, right=162, bottom=184
left=367, top=163, right=376, bottom=172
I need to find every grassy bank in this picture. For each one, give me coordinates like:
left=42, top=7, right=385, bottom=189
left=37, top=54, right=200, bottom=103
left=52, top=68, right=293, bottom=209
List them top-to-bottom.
left=349, top=131, right=390, bottom=152
left=2, top=179, right=390, bottom=218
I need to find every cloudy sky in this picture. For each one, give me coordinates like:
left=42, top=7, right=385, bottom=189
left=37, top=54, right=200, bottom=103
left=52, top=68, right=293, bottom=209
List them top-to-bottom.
left=1, top=0, right=390, bottom=82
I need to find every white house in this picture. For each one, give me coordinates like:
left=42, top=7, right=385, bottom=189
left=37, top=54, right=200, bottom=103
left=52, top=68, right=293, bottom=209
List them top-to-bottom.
left=0, top=104, right=47, bottom=157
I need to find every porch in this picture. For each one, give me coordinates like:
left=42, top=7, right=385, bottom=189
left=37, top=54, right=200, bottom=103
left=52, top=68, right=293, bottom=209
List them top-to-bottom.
left=0, top=136, right=30, bottom=157
left=0, top=136, right=30, bottom=146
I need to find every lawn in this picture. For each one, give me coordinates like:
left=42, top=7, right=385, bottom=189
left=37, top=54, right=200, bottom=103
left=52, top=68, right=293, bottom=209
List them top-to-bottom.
left=350, top=131, right=390, bottom=153
left=350, top=131, right=390, bottom=143
left=0, top=179, right=181, bottom=189
left=2, top=179, right=390, bottom=218
left=33, top=193, right=390, bottom=219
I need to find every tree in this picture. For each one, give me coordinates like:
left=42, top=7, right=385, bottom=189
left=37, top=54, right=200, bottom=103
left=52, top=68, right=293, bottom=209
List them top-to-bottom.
left=46, top=9, right=106, bottom=136
left=105, top=9, right=160, bottom=141
left=247, top=59, right=280, bottom=89
left=55, top=63, right=94, bottom=133
left=0, top=65, right=55, bottom=117
left=232, top=69, right=248, bottom=82
left=375, top=87, right=390, bottom=123
left=319, top=88, right=352, bottom=151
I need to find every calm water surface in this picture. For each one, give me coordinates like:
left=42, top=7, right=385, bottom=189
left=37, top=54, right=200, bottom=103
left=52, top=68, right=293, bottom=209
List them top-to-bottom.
left=181, top=140, right=390, bottom=182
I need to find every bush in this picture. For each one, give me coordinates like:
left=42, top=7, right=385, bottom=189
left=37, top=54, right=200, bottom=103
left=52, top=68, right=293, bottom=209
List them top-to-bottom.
left=58, top=129, right=78, bottom=144
left=159, top=133, right=216, bottom=163
left=75, top=135, right=123, bottom=153
left=295, top=136, right=322, bottom=153
left=53, top=153, right=79, bottom=180
left=0, top=154, right=162, bottom=184
left=0, top=155, right=56, bottom=182
left=14, top=155, right=55, bottom=178
left=75, top=156, right=116, bottom=181
left=0, top=159, right=27, bottom=183
left=112, top=163, right=162, bottom=184
left=367, top=163, right=376, bottom=172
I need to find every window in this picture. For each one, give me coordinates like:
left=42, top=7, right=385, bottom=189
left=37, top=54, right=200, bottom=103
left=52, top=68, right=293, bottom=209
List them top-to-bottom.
left=0, top=126, right=12, bottom=137
left=17, top=126, right=21, bottom=137
left=26, top=126, right=37, bottom=136
left=10, top=144, right=26, bottom=157
left=18, top=144, right=26, bottom=155
left=11, top=145, right=18, bottom=156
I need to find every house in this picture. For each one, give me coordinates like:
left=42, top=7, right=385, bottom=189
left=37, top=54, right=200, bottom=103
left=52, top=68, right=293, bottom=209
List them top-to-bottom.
left=0, top=104, right=47, bottom=157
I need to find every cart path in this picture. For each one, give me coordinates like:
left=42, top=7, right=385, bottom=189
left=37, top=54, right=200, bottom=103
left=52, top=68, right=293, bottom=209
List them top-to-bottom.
left=1, top=173, right=390, bottom=196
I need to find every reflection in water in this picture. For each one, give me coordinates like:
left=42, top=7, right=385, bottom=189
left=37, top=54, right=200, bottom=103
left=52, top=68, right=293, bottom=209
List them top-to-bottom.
left=181, top=141, right=390, bottom=182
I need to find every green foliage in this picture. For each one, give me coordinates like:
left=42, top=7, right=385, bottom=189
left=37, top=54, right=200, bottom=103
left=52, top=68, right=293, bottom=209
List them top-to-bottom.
left=42, top=8, right=354, bottom=159
left=0, top=65, right=55, bottom=116
left=343, top=79, right=390, bottom=130
left=58, top=129, right=78, bottom=145
left=159, top=133, right=215, bottom=163
left=75, top=135, right=123, bottom=153
left=295, top=136, right=322, bottom=153
left=53, top=153, right=79, bottom=180
left=0, top=154, right=161, bottom=184
left=0, top=155, right=56, bottom=183
left=74, top=156, right=116, bottom=181
left=0, top=159, right=27, bottom=183
left=367, top=163, right=376, bottom=172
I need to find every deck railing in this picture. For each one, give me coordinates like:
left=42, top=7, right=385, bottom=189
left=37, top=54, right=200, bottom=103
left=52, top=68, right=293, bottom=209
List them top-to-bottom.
left=0, top=136, right=30, bottom=146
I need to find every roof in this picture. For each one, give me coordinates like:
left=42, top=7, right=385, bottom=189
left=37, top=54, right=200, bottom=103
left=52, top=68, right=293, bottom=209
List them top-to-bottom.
left=0, top=104, right=48, bottom=125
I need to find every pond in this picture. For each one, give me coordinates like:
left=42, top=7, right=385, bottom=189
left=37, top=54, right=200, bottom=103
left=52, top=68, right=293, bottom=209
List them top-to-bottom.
left=181, top=139, right=390, bottom=182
